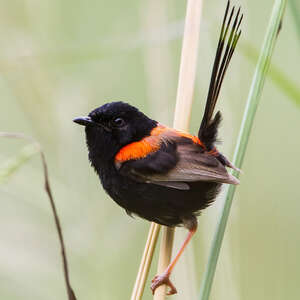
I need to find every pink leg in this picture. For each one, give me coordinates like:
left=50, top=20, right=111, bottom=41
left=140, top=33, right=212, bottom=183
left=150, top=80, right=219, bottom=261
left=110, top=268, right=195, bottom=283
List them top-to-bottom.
left=151, top=220, right=197, bottom=295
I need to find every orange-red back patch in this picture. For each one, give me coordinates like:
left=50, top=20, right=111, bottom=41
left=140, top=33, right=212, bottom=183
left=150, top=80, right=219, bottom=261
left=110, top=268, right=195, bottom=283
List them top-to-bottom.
left=115, top=124, right=206, bottom=164
left=115, top=124, right=167, bottom=163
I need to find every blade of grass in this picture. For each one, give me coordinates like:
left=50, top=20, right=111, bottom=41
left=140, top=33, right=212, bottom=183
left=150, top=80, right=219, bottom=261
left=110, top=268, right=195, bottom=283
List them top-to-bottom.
left=289, top=0, right=300, bottom=42
left=199, top=1, right=287, bottom=300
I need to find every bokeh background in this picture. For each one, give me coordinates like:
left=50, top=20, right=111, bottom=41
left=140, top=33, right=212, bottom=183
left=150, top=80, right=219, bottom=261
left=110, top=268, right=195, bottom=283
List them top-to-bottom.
left=0, top=0, right=299, bottom=299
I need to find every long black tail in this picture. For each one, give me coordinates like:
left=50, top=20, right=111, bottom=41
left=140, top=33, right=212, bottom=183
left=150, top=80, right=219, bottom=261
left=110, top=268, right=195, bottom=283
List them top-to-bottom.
left=198, top=1, right=243, bottom=150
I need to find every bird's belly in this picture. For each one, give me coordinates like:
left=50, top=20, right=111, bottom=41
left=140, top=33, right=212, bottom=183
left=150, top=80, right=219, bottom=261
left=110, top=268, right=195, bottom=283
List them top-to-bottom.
left=101, top=171, right=221, bottom=227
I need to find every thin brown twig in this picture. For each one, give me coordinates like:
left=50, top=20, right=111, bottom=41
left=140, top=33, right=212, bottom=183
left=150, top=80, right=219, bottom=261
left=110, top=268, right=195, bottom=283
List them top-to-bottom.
left=0, top=132, right=77, bottom=300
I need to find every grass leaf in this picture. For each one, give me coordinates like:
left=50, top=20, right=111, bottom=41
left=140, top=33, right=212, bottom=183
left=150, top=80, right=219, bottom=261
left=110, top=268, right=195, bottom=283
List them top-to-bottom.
left=289, top=0, right=300, bottom=41
left=199, top=1, right=287, bottom=299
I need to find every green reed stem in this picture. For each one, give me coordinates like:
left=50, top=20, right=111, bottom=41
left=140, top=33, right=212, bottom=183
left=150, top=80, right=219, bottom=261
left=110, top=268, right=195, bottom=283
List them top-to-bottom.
left=289, top=0, right=300, bottom=42
left=199, top=1, right=287, bottom=299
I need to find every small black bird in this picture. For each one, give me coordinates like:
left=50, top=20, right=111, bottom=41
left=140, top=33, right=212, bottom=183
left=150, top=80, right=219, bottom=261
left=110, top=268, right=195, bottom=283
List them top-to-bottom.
left=74, top=2, right=242, bottom=295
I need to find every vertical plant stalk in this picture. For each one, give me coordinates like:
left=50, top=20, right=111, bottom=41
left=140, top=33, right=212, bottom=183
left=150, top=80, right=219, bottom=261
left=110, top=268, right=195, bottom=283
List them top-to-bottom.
left=131, top=0, right=203, bottom=299
left=154, top=0, right=203, bottom=299
left=173, top=0, right=204, bottom=131
left=289, top=0, right=300, bottom=42
left=199, top=1, right=287, bottom=300
left=0, top=133, right=77, bottom=300
left=131, top=223, right=161, bottom=300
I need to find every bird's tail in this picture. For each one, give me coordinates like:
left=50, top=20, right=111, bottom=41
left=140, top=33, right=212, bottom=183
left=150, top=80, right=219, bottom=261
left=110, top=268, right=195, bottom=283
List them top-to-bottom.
left=198, top=1, right=243, bottom=150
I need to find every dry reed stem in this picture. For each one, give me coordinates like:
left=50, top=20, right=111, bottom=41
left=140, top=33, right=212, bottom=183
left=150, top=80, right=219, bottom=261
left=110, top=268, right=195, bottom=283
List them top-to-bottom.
left=131, top=0, right=203, bottom=298
left=131, top=0, right=171, bottom=297
left=154, top=0, right=203, bottom=299
left=173, top=0, right=204, bottom=131
left=131, top=223, right=161, bottom=300
left=153, top=226, right=175, bottom=299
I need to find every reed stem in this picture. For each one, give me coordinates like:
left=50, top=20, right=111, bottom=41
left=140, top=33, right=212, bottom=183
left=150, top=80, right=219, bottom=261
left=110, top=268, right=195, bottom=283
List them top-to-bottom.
left=131, top=0, right=203, bottom=299
left=154, top=0, right=203, bottom=299
left=131, top=223, right=161, bottom=300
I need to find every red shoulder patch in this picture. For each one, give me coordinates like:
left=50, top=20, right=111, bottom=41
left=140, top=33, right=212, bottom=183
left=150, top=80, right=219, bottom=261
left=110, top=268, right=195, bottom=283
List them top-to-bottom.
left=115, top=124, right=167, bottom=163
left=115, top=124, right=207, bottom=165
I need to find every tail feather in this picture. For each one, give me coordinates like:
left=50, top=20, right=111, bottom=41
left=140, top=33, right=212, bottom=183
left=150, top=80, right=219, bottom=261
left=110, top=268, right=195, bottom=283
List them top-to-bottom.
left=199, top=1, right=242, bottom=150
left=199, top=111, right=222, bottom=149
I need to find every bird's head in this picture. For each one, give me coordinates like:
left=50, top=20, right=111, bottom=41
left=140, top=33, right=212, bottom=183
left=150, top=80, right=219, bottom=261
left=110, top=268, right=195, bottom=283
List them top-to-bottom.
left=74, top=101, right=157, bottom=164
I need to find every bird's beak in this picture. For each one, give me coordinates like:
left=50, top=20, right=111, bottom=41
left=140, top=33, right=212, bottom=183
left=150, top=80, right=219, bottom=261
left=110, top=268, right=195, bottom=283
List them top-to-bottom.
left=73, top=116, right=94, bottom=126
left=73, top=116, right=111, bottom=132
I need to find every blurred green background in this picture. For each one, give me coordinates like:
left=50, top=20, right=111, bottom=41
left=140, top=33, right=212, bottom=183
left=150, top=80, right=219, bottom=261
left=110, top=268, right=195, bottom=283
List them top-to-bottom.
left=0, top=0, right=299, bottom=299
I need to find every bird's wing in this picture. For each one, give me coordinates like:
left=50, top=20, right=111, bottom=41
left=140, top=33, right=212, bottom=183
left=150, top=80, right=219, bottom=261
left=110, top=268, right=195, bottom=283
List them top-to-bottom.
left=115, top=128, right=239, bottom=190
left=148, top=142, right=239, bottom=186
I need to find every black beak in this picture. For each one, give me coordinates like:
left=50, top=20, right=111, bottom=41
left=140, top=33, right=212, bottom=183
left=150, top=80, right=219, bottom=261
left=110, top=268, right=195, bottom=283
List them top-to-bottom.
left=73, top=116, right=94, bottom=126
left=73, top=116, right=111, bottom=132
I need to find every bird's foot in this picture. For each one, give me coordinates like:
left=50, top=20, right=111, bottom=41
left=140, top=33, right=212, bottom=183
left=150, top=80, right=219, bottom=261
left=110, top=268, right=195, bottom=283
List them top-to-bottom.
left=151, top=272, right=177, bottom=295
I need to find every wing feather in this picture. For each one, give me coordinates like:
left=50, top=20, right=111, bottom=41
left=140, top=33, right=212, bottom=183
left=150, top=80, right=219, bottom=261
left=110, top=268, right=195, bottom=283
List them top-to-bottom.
left=117, top=134, right=239, bottom=189
left=148, top=143, right=239, bottom=185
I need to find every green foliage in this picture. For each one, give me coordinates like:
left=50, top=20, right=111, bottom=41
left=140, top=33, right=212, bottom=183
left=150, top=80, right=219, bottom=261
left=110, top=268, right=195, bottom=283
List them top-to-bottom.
left=289, top=0, right=300, bottom=41
left=199, top=1, right=287, bottom=299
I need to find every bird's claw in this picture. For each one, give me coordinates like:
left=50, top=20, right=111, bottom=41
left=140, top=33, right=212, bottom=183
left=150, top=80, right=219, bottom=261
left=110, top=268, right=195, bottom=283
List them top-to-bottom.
left=151, top=273, right=177, bottom=295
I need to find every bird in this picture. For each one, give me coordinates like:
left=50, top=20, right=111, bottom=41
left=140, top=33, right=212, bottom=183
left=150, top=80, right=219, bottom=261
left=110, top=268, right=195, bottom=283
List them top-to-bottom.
left=73, top=1, right=242, bottom=296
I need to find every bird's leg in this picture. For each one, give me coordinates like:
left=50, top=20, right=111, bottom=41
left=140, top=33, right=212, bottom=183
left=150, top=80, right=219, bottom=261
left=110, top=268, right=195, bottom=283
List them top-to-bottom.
left=151, top=217, right=198, bottom=295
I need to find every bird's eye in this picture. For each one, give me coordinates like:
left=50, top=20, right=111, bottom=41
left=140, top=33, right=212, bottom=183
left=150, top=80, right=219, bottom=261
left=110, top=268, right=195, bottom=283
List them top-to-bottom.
left=112, top=117, right=125, bottom=127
